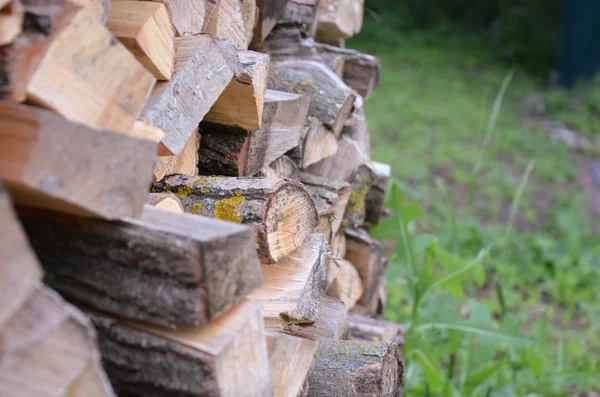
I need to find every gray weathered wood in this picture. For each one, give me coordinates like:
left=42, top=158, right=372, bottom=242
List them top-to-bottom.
left=254, top=0, right=291, bottom=41
left=274, top=0, right=320, bottom=37
left=289, top=116, right=338, bottom=168
left=257, top=155, right=300, bottom=179
left=365, top=161, right=391, bottom=226
left=145, top=192, right=185, bottom=212
left=345, top=228, right=384, bottom=307
left=282, top=296, right=349, bottom=341
left=348, top=312, right=405, bottom=347
left=267, top=332, right=318, bottom=397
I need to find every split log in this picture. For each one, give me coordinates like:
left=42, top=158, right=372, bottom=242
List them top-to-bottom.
left=0, top=0, right=23, bottom=46
left=151, top=0, right=207, bottom=36
left=205, top=0, right=257, bottom=50
left=253, top=0, right=291, bottom=42
left=275, top=0, right=320, bottom=37
left=315, top=0, right=364, bottom=40
left=106, top=1, right=176, bottom=80
left=26, top=6, right=156, bottom=135
left=139, top=35, right=238, bottom=155
left=205, top=50, right=269, bottom=131
left=342, top=50, right=381, bottom=99
left=268, top=60, right=355, bottom=136
left=199, top=90, right=310, bottom=176
left=0, top=102, right=157, bottom=219
left=343, top=102, right=371, bottom=157
left=289, top=116, right=338, bottom=168
left=153, top=129, right=200, bottom=181
left=257, top=155, right=300, bottom=179
left=365, top=161, right=391, bottom=225
left=299, top=172, right=350, bottom=239
left=153, top=175, right=318, bottom=263
left=0, top=182, right=43, bottom=329
left=145, top=192, right=184, bottom=212
left=19, top=205, right=262, bottom=328
left=346, top=228, right=384, bottom=306
left=330, top=231, right=346, bottom=257
left=249, top=233, right=329, bottom=327
left=326, top=258, right=363, bottom=309
left=351, top=259, right=389, bottom=317
left=0, top=286, right=115, bottom=397
left=282, top=296, right=349, bottom=341
left=92, top=300, right=274, bottom=397
left=348, top=312, right=405, bottom=347
left=267, top=332, right=318, bottom=397
left=308, top=339, right=404, bottom=397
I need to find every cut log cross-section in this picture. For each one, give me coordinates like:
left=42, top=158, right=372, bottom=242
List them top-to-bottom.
left=106, top=1, right=176, bottom=80
left=199, top=89, right=310, bottom=176
left=0, top=102, right=157, bottom=219
left=257, top=155, right=300, bottom=179
left=153, top=175, right=319, bottom=263
left=145, top=192, right=185, bottom=212
left=19, top=205, right=263, bottom=328
left=248, top=233, right=329, bottom=327
left=283, top=296, right=349, bottom=341
left=92, top=300, right=274, bottom=397
left=267, top=332, right=318, bottom=397
left=308, top=339, right=404, bottom=397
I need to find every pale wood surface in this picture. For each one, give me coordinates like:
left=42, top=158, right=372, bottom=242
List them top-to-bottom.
left=0, top=0, right=23, bottom=45
left=149, top=0, right=207, bottom=36
left=205, top=0, right=256, bottom=49
left=315, top=0, right=364, bottom=40
left=289, top=116, right=338, bottom=168
left=153, top=129, right=200, bottom=180
left=257, top=155, right=300, bottom=179
left=145, top=192, right=184, bottom=212
left=345, top=228, right=384, bottom=306
left=326, top=258, right=363, bottom=309
left=282, top=296, right=349, bottom=341
left=348, top=312, right=405, bottom=346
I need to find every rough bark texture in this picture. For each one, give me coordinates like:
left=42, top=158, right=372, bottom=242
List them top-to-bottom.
left=253, top=0, right=291, bottom=42
left=273, top=0, right=320, bottom=37
left=268, top=60, right=355, bottom=136
left=289, top=116, right=338, bottom=168
left=257, top=155, right=300, bottom=179
left=364, top=161, right=390, bottom=226
left=153, top=175, right=318, bottom=263
left=19, top=205, right=262, bottom=328
left=345, top=228, right=384, bottom=307
left=0, top=286, right=115, bottom=397
left=282, top=296, right=349, bottom=341
left=91, top=301, right=274, bottom=397
left=348, top=312, right=405, bottom=347
left=267, top=332, right=318, bottom=397
left=308, top=339, right=403, bottom=397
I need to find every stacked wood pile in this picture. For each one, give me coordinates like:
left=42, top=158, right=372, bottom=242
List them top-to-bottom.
left=0, top=0, right=404, bottom=396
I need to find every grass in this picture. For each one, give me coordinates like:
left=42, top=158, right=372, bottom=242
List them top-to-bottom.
left=348, top=14, right=600, bottom=396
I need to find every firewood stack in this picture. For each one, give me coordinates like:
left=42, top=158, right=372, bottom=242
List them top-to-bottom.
left=0, top=1, right=404, bottom=396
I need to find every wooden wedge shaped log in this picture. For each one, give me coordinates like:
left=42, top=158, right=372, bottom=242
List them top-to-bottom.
left=0, top=0, right=23, bottom=46
left=152, top=0, right=207, bottom=36
left=205, top=0, right=257, bottom=50
left=253, top=0, right=291, bottom=42
left=274, top=0, right=320, bottom=37
left=315, top=0, right=364, bottom=40
left=107, top=1, right=176, bottom=80
left=139, top=35, right=238, bottom=155
left=205, top=50, right=270, bottom=131
left=268, top=60, right=355, bottom=136
left=199, top=90, right=310, bottom=176
left=0, top=102, right=157, bottom=219
left=289, top=116, right=338, bottom=168
left=153, top=129, right=200, bottom=181
left=257, top=155, right=300, bottom=179
left=365, top=161, right=391, bottom=226
left=153, top=175, right=318, bottom=263
left=0, top=182, right=43, bottom=329
left=145, top=192, right=184, bottom=212
left=19, top=205, right=263, bottom=328
left=345, top=228, right=384, bottom=306
left=249, top=233, right=329, bottom=327
left=326, top=258, right=363, bottom=310
left=0, top=286, right=115, bottom=397
left=282, top=296, right=349, bottom=341
left=91, top=300, right=274, bottom=397
left=348, top=312, right=405, bottom=347
left=267, top=332, right=318, bottom=397
left=308, top=339, right=404, bottom=397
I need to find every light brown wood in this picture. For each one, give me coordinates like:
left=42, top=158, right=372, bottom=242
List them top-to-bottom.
left=0, top=0, right=23, bottom=45
left=85, top=0, right=111, bottom=23
left=150, top=0, right=207, bottom=36
left=205, top=0, right=256, bottom=50
left=253, top=0, right=290, bottom=42
left=276, top=0, right=320, bottom=37
left=315, top=0, right=363, bottom=40
left=107, top=1, right=176, bottom=80
left=26, top=6, right=156, bottom=135
left=140, top=35, right=238, bottom=155
left=205, top=50, right=269, bottom=131
left=0, top=102, right=157, bottom=219
left=343, top=102, right=371, bottom=157
left=289, top=116, right=338, bottom=168
left=153, top=129, right=200, bottom=181
left=257, top=155, right=300, bottom=179
left=365, top=161, right=391, bottom=225
left=153, top=175, right=319, bottom=263
left=0, top=182, right=43, bottom=329
left=145, top=192, right=184, bottom=212
left=20, top=205, right=263, bottom=328
left=345, top=228, right=384, bottom=306
left=330, top=231, right=346, bottom=257
left=249, top=233, right=329, bottom=327
left=326, top=258, right=363, bottom=309
left=351, top=258, right=389, bottom=317
left=0, top=286, right=115, bottom=397
left=282, top=296, right=349, bottom=341
left=91, top=300, right=274, bottom=397
left=348, top=312, right=405, bottom=347
left=267, top=332, right=318, bottom=397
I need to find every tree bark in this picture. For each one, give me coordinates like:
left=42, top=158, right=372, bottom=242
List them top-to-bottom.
left=365, top=161, right=391, bottom=226
left=267, top=332, right=318, bottom=397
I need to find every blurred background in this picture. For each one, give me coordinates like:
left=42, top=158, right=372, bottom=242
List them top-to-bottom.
left=347, top=1, right=600, bottom=395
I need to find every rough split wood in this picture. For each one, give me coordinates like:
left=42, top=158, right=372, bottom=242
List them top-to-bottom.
left=151, top=0, right=207, bottom=36
left=205, top=0, right=257, bottom=50
left=253, top=0, right=291, bottom=42
left=275, top=0, right=320, bottom=37
left=316, top=0, right=364, bottom=40
left=0, top=102, right=157, bottom=219
left=343, top=103, right=371, bottom=157
left=289, top=116, right=338, bottom=168
left=153, top=129, right=200, bottom=181
left=257, top=155, right=300, bottom=179
left=365, top=161, right=391, bottom=225
left=153, top=175, right=319, bottom=263
left=145, top=192, right=185, bottom=212
left=19, top=205, right=262, bottom=328
left=346, top=227, right=384, bottom=306
left=326, top=258, right=363, bottom=309
left=282, top=295, right=349, bottom=341
left=92, top=300, right=274, bottom=397
left=348, top=312, right=405, bottom=347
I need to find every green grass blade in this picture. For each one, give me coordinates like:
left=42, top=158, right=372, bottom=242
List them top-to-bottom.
left=503, top=160, right=534, bottom=242
left=415, top=320, right=537, bottom=346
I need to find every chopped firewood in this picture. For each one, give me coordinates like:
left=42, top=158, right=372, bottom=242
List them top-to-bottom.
left=0, top=0, right=23, bottom=46
left=86, top=0, right=110, bottom=23
left=152, top=0, right=207, bottom=36
left=205, top=0, right=256, bottom=50
left=253, top=0, right=291, bottom=42
left=275, top=0, right=320, bottom=37
left=315, top=0, right=363, bottom=40
left=106, top=1, right=176, bottom=80
left=25, top=6, right=156, bottom=134
left=140, top=35, right=238, bottom=155
left=321, top=38, right=345, bottom=47
left=205, top=50, right=269, bottom=131
left=342, top=50, right=381, bottom=99
left=268, top=60, right=355, bottom=136
left=199, top=90, right=310, bottom=176
left=0, top=102, right=157, bottom=219
left=343, top=102, right=371, bottom=157
left=289, top=116, right=338, bottom=168
left=153, top=129, right=200, bottom=181
left=257, top=155, right=300, bottom=179
left=365, top=161, right=391, bottom=226
left=343, top=163, right=376, bottom=227
left=299, top=172, right=351, bottom=239
left=153, top=175, right=319, bottom=263
left=0, top=182, right=43, bottom=328
left=145, top=192, right=184, bottom=212
left=19, top=205, right=262, bottom=328
left=345, top=228, right=384, bottom=306
left=330, top=231, right=346, bottom=257
left=249, top=233, right=329, bottom=327
left=326, top=258, right=363, bottom=309
left=351, top=259, right=389, bottom=316
left=0, top=286, right=115, bottom=397
left=283, top=296, right=349, bottom=341
left=91, top=300, right=274, bottom=397
left=348, top=312, right=405, bottom=347
left=267, top=332, right=318, bottom=397
left=308, top=339, right=404, bottom=397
